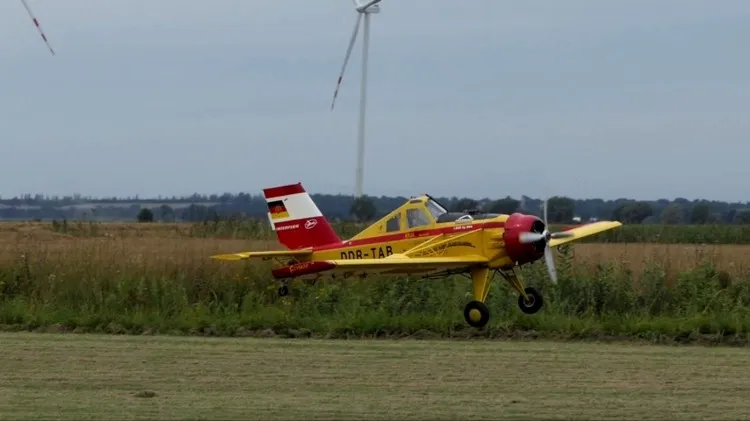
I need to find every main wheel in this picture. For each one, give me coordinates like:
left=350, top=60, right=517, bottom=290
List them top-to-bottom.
left=277, top=285, right=289, bottom=297
left=517, top=287, right=543, bottom=314
left=463, top=300, right=490, bottom=328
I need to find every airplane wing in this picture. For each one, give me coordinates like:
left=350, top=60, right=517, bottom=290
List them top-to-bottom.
left=548, top=221, right=622, bottom=248
left=210, top=248, right=313, bottom=261
left=272, top=253, right=489, bottom=278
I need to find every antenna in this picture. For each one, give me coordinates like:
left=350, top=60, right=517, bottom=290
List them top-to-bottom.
left=19, top=0, right=55, bottom=55
left=330, top=0, right=382, bottom=198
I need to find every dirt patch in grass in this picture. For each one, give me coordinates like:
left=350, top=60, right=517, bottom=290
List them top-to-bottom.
left=1, top=333, right=750, bottom=420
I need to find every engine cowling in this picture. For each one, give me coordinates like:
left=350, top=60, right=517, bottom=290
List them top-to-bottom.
left=502, top=213, right=547, bottom=265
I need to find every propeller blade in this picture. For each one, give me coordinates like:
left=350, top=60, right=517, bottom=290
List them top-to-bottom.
left=19, top=0, right=55, bottom=55
left=330, top=13, right=362, bottom=111
left=543, top=197, right=548, bottom=225
left=519, top=232, right=545, bottom=244
left=544, top=246, right=557, bottom=284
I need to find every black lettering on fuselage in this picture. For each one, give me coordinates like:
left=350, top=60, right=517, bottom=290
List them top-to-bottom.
left=340, top=245, right=394, bottom=259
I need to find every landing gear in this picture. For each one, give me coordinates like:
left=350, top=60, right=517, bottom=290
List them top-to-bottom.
left=461, top=267, right=545, bottom=328
left=463, top=267, right=493, bottom=328
left=499, top=269, right=544, bottom=315
left=277, top=285, right=289, bottom=297
left=517, top=286, right=543, bottom=314
left=463, top=300, right=490, bottom=328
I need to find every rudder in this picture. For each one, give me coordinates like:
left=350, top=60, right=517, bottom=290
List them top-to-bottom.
left=263, top=182, right=342, bottom=250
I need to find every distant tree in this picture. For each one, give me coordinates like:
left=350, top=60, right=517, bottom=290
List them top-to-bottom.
left=5, top=187, right=750, bottom=224
left=350, top=196, right=376, bottom=222
left=546, top=196, right=575, bottom=223
left=485, top=197, right=519, bottom=214
left=451, top=198, right=479, bottom=212
left=613, top=201, right=653, bottom=223
left=689, top=202, right=711, bottom=224
left=660, top=203, right=682, bottom=224
left=159, top=204, right=174, bottom=222
left=180, top=204, right=219, bottom=222
left=136, top=208, right=154, bottom=222
left=726, top=209, right=737, bottom=223
left=733, top=209, right=750, bottom=224
left=641, top=215, right=660, bottom=224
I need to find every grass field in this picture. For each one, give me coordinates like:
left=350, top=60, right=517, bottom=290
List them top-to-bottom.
left=2, top=220, right=750, bottom=342
left=2, top=332, right=750, bottom=420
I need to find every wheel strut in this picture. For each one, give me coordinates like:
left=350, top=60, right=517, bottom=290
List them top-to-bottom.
left=499, top=268, right=530, bottom=301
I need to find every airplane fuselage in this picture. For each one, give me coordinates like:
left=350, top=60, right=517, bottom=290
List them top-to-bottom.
left=269, top=212, right=546, bottom=280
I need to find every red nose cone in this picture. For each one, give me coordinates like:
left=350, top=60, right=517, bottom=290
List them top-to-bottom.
left=503, top=213, right=546, bottom=265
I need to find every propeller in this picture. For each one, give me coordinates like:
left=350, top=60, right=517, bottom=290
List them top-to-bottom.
left=19, top=0, right=55, bottom=55
left=517, top=198, right=574, bottom=284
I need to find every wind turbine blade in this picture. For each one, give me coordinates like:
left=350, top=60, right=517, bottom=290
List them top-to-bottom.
left=19, top=0, right=55, bottom=55
left=357, top=0, right=382, bottom=11
left=330, top=13, right=362, bottom=111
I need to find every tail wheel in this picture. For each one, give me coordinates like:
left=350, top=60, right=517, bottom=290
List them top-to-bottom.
left=277, top=285, right=289, bottom=297
left=517, top=287, right=543, bottom=314
left=463, top=300, right=490, bottom=328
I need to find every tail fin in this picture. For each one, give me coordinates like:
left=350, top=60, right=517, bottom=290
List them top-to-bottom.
left=263, top=182, right=342, bottom=250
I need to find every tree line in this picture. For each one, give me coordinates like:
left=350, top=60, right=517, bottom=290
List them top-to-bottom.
left=1, top=192, right=749, bottom=224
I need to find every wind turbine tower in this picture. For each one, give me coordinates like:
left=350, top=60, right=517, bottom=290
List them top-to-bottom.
left=330, top=0, right=383, bottom=198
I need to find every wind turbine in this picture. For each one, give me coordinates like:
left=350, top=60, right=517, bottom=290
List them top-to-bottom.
left=19, top=0, right=55, bottom=55
left=329, top=0, right=382, bottom=198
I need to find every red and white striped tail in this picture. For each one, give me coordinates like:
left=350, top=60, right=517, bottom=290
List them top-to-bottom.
left=263, top=182, right=342, bottom=250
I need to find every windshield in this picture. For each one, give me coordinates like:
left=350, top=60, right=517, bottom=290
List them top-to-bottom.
left=425, top=198, right=447, bottom=221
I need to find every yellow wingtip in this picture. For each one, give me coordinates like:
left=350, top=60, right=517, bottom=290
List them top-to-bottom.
left=209, top=253, right=247, bottom=261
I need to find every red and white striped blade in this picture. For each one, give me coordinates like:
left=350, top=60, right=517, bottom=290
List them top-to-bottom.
left=19, top=0, right=55, bottom=55
left=330, top=13, right=362, bottom=110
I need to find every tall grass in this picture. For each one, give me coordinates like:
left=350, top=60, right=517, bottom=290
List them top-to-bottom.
left=33, top=219, right=750, bottom=244
left=1, top=236, right=749, bottom=344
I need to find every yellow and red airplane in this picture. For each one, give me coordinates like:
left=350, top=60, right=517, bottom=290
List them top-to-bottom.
left=211, top=182, right=622, bottom=328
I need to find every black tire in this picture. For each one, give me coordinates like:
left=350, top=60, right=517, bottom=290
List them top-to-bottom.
left=277, top=285, right=289, bottom=297
left=517, top=287, right=543, bottom=314
left=463, top=300, right=490, bottom=328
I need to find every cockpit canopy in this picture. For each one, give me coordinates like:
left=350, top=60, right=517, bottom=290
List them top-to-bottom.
left=351, top=194, right=501, bottom=240
left=381, top=196, right=448, bottom=233
left=435, top=211, right=500, bottom=223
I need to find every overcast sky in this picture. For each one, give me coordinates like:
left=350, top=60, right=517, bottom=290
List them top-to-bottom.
left=1, top=0, right=748, bottom=202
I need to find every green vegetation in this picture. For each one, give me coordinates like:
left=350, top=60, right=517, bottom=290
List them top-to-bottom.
left=43, top=218, right=750, bottom=244
left=1, top=243, right=748, bottom=344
